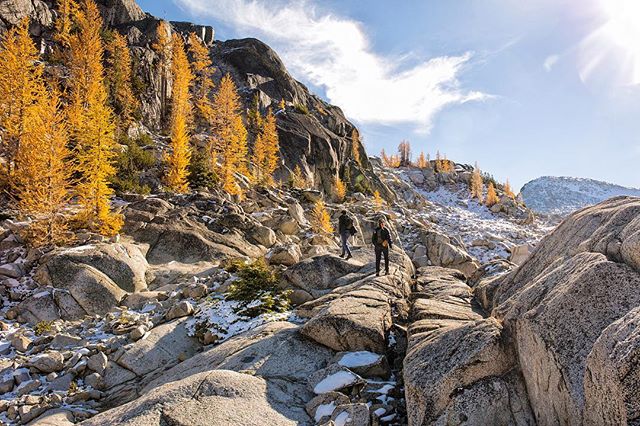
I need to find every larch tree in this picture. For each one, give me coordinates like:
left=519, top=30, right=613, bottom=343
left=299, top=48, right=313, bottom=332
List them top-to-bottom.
left=53, top=0, right=78, bottom=50
left=68, top=0, right=122, bottom=236
left=0, top=18, right=42, bottom=180
left=152, top=20, right=173, bottom=126
left=105, top=31, right=138, bottom=132
left=187, top=32, right=214, bottom=125
left=165, top=34, right=193, bottom=194
left=211, top=73, right=248, bottom=196
left=14, top=87, right=71, bottom=246
left=247, top=93, right=262, bottom=137
left=278, top=98, right=286, bottom=112
left=251, top=107, right=279, bottom=186
left=351, top=129, right=361, bottom=166
left=398, top=140, right=411, bottom=166
left=381, top=148, right=390, bottom=167
left=417, top=151, right=428, bottom=168
left=470, top=163, right=484, bottom=202
left=289, top=165, right=306, bottom=189
left=334, top=176, right=347, bottom=202
left=504, top=179, right=515, bottom=199
left=486, top=182, right=499, bottom=207
left=373, top=190, right=384, bottom=211
left=311, top=199, right=333, bottom=235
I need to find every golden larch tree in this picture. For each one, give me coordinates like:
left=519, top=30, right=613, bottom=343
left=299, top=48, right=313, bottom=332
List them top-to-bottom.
left=53, top=0, right=78, bottom=49
left=68, top=0, right=122, bottom=236
left=0, top=18, right=42, bottom=179
left=153, top=20, right=173, bottom=125
left=105, top=31, right=138, bottom=132
left=188, top=32, right=214, bottom=125
left=165, top=34, right=193, bottom=193
left=211, top=73, right=248, bottom=196
left=14, top=87, right=71, bottom=246
left=247, top=93, right=262, bottom=136
left=278, top=98, right=286, bottom=111
left=251, top=107, right=279, bottom=186
left=351, top=129, right=361, bottom=166
left=398, top=140, right=411, bottom=166
left=381, top=148, right=390, bottom=167
left=417, top=151, right=428, bottom=168
left=470, top=163, right=484, bottom=202
left=289, top=165, right=306, bottom=189
left=334, top=176, right=347, bottom=202
left=504, top=179, right=515, bottom=199
left=486, top=182, right=499, bottom=207
left=373, top=190, right=384, bottom=211
left=311, top=199, right=333, bottom=235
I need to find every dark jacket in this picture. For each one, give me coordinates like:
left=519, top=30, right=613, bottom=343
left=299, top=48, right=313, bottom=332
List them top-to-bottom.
left=338, top=214, right=353, bottom=234
left=372, top=226, right=392, bottom=249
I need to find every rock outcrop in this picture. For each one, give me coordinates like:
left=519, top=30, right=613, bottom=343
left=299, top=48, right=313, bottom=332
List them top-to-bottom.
left=477, top=196, right=640, bottom=425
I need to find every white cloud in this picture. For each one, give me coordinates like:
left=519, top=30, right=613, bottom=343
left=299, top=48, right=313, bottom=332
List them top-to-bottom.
left=174, top=0, right=489, bottom=133
left=543, top=54, right=559, bottom=72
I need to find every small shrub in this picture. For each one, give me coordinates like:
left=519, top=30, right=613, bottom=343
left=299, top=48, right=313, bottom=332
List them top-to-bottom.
left=294, top=103, right=309, bottom=115
left=111, top=135, right=156, bottom=194
left=289, top=165, right=307, bottom=189
left=373, top=190, right=384, bottom=211
left=225, top=259, right=290, bottom=317
left=34, top=320, right=54, bottom=335
left=68, top=380, right=78, bottom=394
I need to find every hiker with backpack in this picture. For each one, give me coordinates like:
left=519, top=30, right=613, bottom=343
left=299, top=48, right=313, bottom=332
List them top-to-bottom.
left=338, top=210, right=356, bottom=259
left=372, top=218, right=392, bottom=276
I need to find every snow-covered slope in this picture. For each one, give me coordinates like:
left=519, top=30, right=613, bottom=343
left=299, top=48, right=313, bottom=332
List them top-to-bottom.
left=521, top=176, right=640, bottom=215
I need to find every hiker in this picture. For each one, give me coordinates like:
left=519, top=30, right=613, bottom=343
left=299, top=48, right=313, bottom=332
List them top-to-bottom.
left=338, top=210, right=355, bottom=259
left=372, top=218, right=392, bottom=276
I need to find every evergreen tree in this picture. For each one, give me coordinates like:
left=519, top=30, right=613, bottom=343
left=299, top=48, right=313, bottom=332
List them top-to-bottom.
left=68, top=0, right=122, bottom=236
left=0, top=19, right=42, bottom=179
left=152, top=20, right=172, bottom=126
left=105, top=31, right=138, bottom=132
left=187, top=32, right=214, bottom=125
left=165, top=34, right=193, bottom=193
left=211, top=74, right=248, bottom=196
left=14, top=87, right=71, bottom=246
left=251, top=107, right=279, bottom=186
left=470, top=163, right=484, bottom=202
left=486, top=182, right=499, bottom=207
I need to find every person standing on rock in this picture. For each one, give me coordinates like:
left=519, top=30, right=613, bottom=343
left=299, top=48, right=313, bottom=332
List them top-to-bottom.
left=338, top=210, right=354, bottom=260
left=372, top=219, right=392, bottom=276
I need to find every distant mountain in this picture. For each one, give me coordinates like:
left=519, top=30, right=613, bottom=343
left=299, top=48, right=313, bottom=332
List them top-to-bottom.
left=520, top=176, right=640, bottom=215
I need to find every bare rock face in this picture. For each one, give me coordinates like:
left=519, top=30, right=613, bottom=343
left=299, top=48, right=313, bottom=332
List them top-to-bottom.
left=96, top=0, right=146, bottom=26
left=482, top=196, right=640, bottom=425
left=420, top=229, right=480, bottom=278
left=403, top=267, right=536, bottom=425
left=83, top=369, right=302, bottom=426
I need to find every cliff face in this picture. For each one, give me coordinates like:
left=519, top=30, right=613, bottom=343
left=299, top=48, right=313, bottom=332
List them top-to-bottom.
left=0, top=0, right=392, bottom=198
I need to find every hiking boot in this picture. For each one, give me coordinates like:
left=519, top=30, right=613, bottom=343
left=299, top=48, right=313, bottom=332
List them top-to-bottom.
left=339, top=253, right=345, bottom=258
left=345, top=254, right=352, bottom=260
left=385, top=270, right=389, bottom=275
left=376, top=272, right=380, bottom=277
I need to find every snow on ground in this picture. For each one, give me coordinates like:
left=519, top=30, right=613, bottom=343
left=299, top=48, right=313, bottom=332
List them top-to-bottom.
left=391, top=169, right=555, bottom=263
left=337, top=351, right=382, bottom=368
left=313, top=371, right=361, bottom=394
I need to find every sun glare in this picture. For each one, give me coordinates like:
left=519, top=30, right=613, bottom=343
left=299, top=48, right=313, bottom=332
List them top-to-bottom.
left=579, top=0, right=640, bottom=86
left=600, top=0, right=640, bottom=48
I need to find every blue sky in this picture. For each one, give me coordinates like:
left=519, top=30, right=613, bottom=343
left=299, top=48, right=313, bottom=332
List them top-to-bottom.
left=138, top=0, right=640, bottom=190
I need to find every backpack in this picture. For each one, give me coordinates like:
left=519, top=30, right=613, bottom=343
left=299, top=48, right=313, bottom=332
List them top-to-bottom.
left=344, top=216, right=353, bottom=230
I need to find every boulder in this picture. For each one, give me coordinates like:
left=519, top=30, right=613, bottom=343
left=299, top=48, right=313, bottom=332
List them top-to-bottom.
left=488, top=197, right=640, bottom=425
left=249, top=225, right=277, bottom=247
left=420, top=229, right=479, bottom=278
left=36, top=243, right=149, bottom=293
left=266, top=243, right=302, bottom=267
left=508, top=244, right=532, bottom=265
left=283, top=254, right=365, bottom=299
left=166, top=300, right=194, bottom=320
left=115, top=318, right=200, bottom=377
left=404, top=318, right=515, bottom=425
left=28, top=352, right=64, bottom=373
left=307, top=364, right=365, bottom=395
left=82, top=370, right=303, bottom=426
left=305, top=392, right=350, bottom=423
